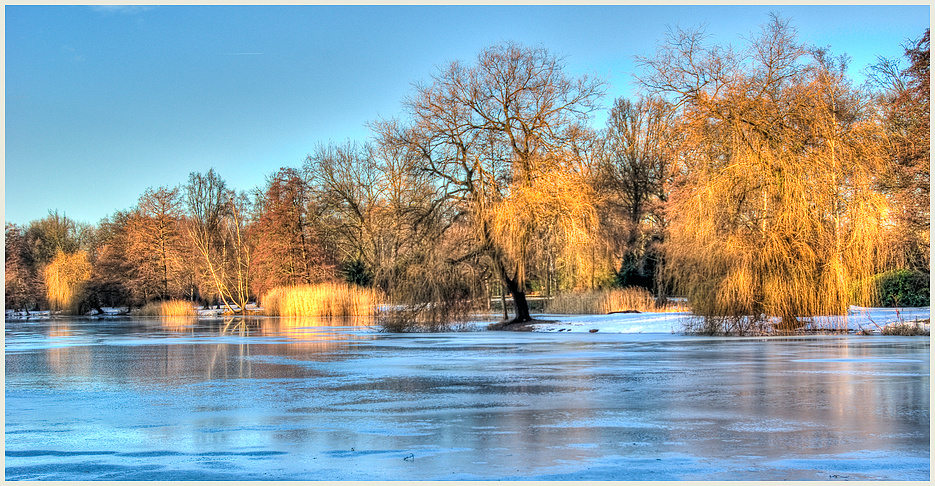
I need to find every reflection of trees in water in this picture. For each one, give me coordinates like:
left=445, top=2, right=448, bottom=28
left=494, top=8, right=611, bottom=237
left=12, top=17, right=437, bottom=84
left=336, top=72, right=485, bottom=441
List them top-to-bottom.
left=260, top=315, right=376, bottom=335
left=158, top=316, right=198, bottom=333
left=197, top=316, right=380, bottom=380
left=219, top=316, right=259, bottom=336
left=31, top=317, right=377, bottom=386
left=205, top=318, right=254, bottom=380
left=44, top=321, right=91, bottom=379
left=15, top=324, right=929, bottom=466
left=660, top=340, right=928, bottom=457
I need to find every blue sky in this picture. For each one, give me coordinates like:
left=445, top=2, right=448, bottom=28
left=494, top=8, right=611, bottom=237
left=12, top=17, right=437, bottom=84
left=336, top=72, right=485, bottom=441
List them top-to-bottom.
left=5, top=4, right=930, bottom=225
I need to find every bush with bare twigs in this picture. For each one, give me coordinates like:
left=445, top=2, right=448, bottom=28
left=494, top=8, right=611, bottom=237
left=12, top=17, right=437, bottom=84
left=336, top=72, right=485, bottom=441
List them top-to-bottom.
left=881, top=319, right=930, bottom=336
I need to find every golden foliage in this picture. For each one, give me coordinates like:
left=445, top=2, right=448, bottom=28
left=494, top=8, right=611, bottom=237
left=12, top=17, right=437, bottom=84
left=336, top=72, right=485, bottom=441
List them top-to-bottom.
left=643, top=16, right=894, bottom=333
left=488, top=159, right=602, bottom=291
left=44, top=250, right=91, bottom=314
left=262, top=283, right=381, bottom=317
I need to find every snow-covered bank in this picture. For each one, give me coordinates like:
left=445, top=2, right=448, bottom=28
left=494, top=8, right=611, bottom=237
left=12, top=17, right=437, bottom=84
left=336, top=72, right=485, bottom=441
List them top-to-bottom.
left=531, top=306, right=930, bottom=334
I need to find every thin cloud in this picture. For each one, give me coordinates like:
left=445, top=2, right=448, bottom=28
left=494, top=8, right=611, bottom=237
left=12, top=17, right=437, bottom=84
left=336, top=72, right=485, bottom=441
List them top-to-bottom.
left=90, top=5, right=156, bottom=15
left=61, top=45, right=85, bottom=62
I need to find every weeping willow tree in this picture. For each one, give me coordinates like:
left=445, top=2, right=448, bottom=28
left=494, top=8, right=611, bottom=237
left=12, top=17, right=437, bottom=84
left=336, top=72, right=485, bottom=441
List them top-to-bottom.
left=639, top=15, right=892, bottom=333
left=376, top=42, right=604, bottom=325
left=490, top=156, right=601, bottom=293
left=44, top=249, right=92, bottom=314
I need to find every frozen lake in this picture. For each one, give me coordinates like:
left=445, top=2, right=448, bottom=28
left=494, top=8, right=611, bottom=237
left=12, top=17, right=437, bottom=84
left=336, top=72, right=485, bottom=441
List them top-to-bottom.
left=5, top=316, right=930, bottom=481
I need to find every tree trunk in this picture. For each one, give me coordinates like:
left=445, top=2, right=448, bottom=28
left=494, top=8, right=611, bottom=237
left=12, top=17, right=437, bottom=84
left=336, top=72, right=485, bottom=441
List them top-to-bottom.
left=546, top=252, right=552, bottom=299
left=502, top=273, right=532, bottom=323
left=484, top=279, right=491, bottom=311
left=500, top=284, right=508, bottom=320
left=512, top=290, right=532, bottom=322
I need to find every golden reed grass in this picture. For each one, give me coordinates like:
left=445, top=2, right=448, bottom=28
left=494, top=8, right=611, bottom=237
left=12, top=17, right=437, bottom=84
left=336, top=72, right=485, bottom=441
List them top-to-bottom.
left=262, top=283, right=380, bottom=317
left=545, top=287, right=678, bottom=314
left=134, top=299, right=197, bottom=316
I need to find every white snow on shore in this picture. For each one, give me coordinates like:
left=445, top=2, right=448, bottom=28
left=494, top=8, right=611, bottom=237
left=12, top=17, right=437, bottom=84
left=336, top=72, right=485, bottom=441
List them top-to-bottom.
left=531, top=306, right=930, bottom=334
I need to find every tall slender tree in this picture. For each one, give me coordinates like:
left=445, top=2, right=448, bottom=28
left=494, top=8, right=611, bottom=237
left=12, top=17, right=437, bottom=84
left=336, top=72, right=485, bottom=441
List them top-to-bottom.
left=869, top=29, right=930, bottom=271
left=598, top=96, right=674, bottom=291
left=250, top=167, right=330, bottom=299
left=184, top=169, right=253, bottom=313
left=125, top=186, right=187, bottom=301
left=5, top=224, right=41, bottom=312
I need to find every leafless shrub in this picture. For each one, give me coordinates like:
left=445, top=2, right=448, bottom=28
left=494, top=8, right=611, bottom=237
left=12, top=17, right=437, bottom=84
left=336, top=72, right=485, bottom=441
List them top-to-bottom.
left=881, top=319, right=930, bottom=336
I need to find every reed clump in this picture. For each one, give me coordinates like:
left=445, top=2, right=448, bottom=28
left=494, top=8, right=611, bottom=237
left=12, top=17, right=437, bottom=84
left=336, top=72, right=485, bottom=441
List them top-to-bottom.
left=262, top=283, right=380, bottom=317
left=545, top=287, right=678, bottom=314
left=134, top=299, right=197, bottom=316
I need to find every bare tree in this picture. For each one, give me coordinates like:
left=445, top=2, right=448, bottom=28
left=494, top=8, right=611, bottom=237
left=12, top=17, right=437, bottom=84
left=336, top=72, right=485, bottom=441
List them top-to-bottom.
left=868, top=29, right=930, bottom=271
left=376, top=42, right=604, bottom=324
left=598, top=96, right=674, bottom=292
left=305, top=139, right=479, bottom=327
left=304, top=141, right=384, bottom=281
left=250, top=167, right=331, bottom=299
left=184, top=169, right=252, bottom=313
left=125, top=186, right=186, bottom=301
left=23, top=210, right=82, bottom=268
left=81, top=212, right=135, bottom=311
left=5, top=224, right=41, bottom=313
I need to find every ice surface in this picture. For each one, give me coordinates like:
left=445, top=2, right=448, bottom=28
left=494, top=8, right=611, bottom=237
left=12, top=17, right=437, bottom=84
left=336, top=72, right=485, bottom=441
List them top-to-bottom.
left=4, top=316, right=930, bottom=480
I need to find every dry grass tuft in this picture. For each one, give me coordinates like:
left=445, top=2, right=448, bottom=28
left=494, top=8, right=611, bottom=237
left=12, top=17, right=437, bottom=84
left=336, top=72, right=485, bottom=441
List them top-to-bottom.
left=262, top=283, right=381, bottom=317
left=545, top=287, right=681, bottom=314
left=134, top=299, right=197, bottom=317
left=881, top=319, right=930, bottom=336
